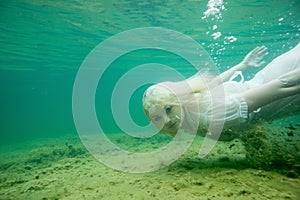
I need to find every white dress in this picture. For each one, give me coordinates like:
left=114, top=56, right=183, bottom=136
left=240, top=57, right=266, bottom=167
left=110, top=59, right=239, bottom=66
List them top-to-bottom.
left=207, top=43, right=300, bottom=130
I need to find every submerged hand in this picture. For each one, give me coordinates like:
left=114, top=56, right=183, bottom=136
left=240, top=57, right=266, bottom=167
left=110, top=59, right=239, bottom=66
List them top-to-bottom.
left=241, top=46, right=268, bottom=70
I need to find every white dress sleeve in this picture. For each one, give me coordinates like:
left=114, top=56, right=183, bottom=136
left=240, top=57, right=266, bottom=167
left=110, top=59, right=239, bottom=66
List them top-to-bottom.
left=207, top=94, right=249, bottom=129
left=224, top=95, right=248, bottom=125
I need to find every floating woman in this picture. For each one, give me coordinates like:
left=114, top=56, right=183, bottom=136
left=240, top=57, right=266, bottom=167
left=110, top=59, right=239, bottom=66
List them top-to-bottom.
left=143, top=43, right=300, bottom=139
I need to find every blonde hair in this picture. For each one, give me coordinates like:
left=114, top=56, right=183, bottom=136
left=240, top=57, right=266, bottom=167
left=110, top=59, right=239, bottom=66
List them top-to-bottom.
left=143, top=80, right=211, bottom=134
left=143, top=81, right=197, bottom=114
left=143, top=83, right=178, bottom=111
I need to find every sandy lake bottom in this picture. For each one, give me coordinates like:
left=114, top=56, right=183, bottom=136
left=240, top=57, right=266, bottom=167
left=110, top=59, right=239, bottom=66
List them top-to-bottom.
left=1, top=121, right=299, bottom=200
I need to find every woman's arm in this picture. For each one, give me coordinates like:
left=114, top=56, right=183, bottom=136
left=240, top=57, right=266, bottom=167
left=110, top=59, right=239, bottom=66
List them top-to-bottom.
left=186, top=46, right=268, bottom=92
left=219, top=46, right=268, bottom=82
left=242, top=68, right=300, bottom=113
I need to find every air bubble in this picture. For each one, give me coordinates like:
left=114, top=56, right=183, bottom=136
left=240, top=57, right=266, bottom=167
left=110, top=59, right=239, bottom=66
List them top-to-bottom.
left=202, top=0, right=225, bottom=20
left=212, top=32, right=222, bottom=39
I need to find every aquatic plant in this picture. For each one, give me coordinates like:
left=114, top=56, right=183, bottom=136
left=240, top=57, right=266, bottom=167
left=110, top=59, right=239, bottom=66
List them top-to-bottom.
left=241, top=124, right=300, bottom=177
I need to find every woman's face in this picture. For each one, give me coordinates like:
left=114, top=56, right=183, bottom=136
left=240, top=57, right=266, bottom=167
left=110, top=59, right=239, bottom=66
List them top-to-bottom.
left=148, top=104, right=182, bottom=136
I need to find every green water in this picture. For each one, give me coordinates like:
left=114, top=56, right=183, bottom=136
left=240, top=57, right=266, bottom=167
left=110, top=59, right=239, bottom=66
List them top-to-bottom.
left=0, top=0, right=300, bottom=144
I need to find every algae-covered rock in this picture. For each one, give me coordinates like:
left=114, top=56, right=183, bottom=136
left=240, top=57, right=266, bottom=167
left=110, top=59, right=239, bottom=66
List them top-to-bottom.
left=240, top=123, right=300, bottom=176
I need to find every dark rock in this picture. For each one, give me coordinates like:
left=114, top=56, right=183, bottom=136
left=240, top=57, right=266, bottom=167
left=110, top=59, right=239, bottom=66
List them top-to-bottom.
left=287, top=123, right=296, bottom=130
left=287, top=131, right=294, bottom=137
left=219, top=157, right=230, bottom=162
left=24, top=166, right=32, bottom=170
left=285, top=170, right=298, bottom=178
